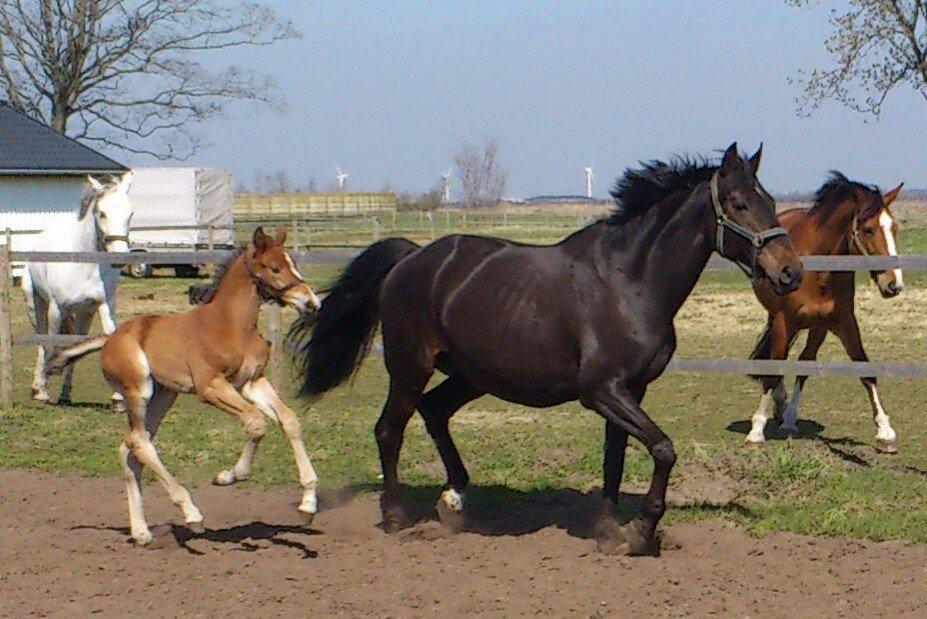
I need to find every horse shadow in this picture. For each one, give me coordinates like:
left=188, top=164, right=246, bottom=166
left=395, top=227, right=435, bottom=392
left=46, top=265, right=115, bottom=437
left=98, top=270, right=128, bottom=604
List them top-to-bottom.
left=348, top=483, right=752, bottom=541
left=71, top=521, right=321, bottom=558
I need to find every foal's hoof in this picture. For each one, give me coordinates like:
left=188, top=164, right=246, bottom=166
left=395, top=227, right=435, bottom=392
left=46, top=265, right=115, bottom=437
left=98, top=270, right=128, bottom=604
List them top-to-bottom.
left=31, top=390, right=50, bottom=403
left=57, top=396, right=72, bottom=406
left=111, top=401, right=126, bottom=414
left=778, top=424, right=800, bottom=439
left=744, top=437, right=765, bottom=449
left=875, top=439, right=898, bottom=454
left=212, top=470, right=237, bottom=486
left=186, top=519, right=206, bottom=535
left=596, top=521, right=660, bottom=557
left=133, top=531, right=154, bottom=546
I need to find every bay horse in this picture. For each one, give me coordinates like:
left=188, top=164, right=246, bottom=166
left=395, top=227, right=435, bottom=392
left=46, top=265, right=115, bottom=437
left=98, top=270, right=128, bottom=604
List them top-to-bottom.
left=291, top=143, right=803, bottom=555
left=746, top=172, right=905, bottom=452
left=22, top=173, right=133, bottom=406
left=48, top=228, right=321, bottom=546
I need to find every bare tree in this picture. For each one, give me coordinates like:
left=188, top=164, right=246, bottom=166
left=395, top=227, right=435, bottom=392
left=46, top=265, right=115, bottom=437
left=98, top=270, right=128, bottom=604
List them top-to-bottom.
left=789, top=0, right=927, bottom=116
left=0, top=1, right=299, bottom=159
left=454, top=139, right=507, bottom=209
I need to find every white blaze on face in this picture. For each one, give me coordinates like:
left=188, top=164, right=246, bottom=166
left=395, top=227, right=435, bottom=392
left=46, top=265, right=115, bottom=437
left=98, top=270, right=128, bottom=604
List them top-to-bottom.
left=879, top=210, right=903, bottom=287
left=284, top=253, right=304, bottom=281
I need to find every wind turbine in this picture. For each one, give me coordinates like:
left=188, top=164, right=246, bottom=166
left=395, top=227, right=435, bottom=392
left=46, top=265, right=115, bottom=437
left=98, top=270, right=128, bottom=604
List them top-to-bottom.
left=335, top=166, right=349, bottom=190
left=584, top=166, right=594, bottom=199
left=441, top=168, right=452, bottom=203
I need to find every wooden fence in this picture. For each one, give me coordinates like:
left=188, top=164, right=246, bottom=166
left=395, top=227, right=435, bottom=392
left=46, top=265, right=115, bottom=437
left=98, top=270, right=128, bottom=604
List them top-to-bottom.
left=234, top=192, right=398, bottom=217
left=2, top=246, right=927, bottom=408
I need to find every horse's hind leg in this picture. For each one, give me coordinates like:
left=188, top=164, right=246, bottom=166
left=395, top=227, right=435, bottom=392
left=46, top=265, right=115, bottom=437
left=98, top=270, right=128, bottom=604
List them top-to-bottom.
left=58, top=310, right=93, bottom=405
left=747, top=317, right=792, bottom=444
left=779, top=326, right=827, bottom=435
left=120, top=374, right=203, bottom=538
left=417, top=375, right=483, bottom=528
left=242, top=377, right=319, bottom=520
left=582, top=381, right=675, bottom=556
left=118, top=385, right=178, bottom=545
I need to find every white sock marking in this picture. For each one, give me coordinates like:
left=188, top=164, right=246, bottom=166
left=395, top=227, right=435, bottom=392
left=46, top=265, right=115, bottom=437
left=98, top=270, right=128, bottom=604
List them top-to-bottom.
left=747, top=390, right=774, bottom=443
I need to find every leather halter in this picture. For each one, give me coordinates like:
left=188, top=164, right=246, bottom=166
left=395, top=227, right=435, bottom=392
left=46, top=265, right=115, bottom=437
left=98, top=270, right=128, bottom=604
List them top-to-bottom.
left=709, top=170, right=789, bottom=277
left=849, top=216, right=870, bottom=256
left=251, top=271, right=300, bottom=305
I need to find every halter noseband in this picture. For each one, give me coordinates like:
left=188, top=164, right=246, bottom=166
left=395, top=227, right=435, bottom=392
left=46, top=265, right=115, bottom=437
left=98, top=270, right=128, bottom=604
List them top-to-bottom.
left=709, top=170, right=789, bottom=277
left=252, top=271, right=300, bottom=305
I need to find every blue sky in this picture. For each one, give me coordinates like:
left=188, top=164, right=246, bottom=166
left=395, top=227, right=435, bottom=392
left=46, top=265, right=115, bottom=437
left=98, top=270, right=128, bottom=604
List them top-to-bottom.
left=129, top=1, right=927, bottom=197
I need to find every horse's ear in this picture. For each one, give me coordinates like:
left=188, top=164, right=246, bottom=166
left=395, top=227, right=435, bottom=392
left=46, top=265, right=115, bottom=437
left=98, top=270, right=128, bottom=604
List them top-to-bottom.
left=720, top=142, right=739, bottom=175
left=748, top=143, right=763, bottom=175
left=118, top=171, right=133, bottom=193
left=87, top=176, right=104, bottom=192
left=883, top=182, right=904, bottom=207
left=252, top=227, right=270, bottom=253
left=273, top=228, right=287, bottom=246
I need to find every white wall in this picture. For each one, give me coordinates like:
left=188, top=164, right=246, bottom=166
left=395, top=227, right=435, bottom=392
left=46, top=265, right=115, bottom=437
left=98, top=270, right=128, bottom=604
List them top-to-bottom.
left=0, top=175, right=86, bottom=251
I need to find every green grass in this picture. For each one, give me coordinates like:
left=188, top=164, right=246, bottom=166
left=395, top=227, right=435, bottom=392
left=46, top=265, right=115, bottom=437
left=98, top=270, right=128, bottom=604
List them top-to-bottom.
left=3, top=223, right=927, bottom=543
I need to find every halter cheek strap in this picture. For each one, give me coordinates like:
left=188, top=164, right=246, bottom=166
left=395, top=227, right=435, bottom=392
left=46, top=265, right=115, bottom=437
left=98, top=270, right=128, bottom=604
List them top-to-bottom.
left=709, top=170, right=790, bottom=277
left=849, top=217, right=869, bottom=256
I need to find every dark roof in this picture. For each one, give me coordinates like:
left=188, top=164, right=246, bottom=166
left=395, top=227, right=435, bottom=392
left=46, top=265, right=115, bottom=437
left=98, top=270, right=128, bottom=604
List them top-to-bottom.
left=0, top=102, right=127, bottom=175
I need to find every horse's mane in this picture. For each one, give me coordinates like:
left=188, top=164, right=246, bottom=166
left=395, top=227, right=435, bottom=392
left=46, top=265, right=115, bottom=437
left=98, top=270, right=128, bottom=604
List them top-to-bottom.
left=608, top=155, right=717, bottom=224
left=809, top=171, right=883, bottom=220
left=188, top=246, right=247, bottom=305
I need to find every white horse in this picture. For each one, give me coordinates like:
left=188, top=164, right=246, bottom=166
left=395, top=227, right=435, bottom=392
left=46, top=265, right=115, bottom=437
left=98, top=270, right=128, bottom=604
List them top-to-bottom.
left=21, top=173, right=133, bottom=405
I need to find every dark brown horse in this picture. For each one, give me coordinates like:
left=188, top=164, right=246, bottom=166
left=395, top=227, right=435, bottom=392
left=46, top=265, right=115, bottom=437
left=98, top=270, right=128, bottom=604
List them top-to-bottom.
left=292, top=143, right=803, bottom=555
left=746, top=173, right=904, bottom=452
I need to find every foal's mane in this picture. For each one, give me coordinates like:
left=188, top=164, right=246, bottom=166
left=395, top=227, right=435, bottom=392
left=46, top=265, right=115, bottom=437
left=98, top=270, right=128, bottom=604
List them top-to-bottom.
left=608, top=156, right=717, bottom=224
left=809, top=171, right=883, bottom=220
left=191, top=246, right=247, bottom=305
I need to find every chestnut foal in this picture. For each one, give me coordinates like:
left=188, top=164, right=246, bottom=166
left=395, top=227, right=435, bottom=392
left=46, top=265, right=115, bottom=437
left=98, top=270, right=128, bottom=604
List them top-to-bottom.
left=748, top=173, right=905, bottom=452
left=49, top=228, right=321, bottom=545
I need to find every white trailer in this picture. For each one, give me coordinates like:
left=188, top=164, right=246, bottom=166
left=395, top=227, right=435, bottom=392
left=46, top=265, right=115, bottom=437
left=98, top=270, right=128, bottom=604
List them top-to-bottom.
left=127, top=167, right=235, bottom=278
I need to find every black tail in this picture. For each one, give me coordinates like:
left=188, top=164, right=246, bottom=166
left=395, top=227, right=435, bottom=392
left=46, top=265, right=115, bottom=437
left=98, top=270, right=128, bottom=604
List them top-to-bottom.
left=288, top=238, right=420, bottom=397
left=748, top=324, right=772, bottom=382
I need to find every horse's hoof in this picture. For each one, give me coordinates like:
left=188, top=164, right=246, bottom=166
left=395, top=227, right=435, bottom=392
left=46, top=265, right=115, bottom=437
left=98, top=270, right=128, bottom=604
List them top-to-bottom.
left=31, top=390, right=50, bottom=403
left=57, top=397, right=72, bottom=406
left=111, top=401, right=126, bottom=414
left=779, top=424, right=800, bottom=438
left=744, top=437, right=765, bottom=448
left=875, top=439, right=898, bottom=454
left=212, top=470, right=236, bottom=486
left=435, top=491, right=466, bottom=534
left=186, top=519, right=206, bottom=535
left=621, top=521, right=661, bottom=557
left=133, top=531, right=154, bottom=546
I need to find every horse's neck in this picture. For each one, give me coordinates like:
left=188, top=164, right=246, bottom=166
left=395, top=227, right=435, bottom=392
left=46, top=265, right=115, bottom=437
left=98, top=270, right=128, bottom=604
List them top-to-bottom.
left=597, top=188, right=714, bottom=320
left=808, top=199, right=856, bottom=255
left=55, top=213, right=98, bottom=251
left=207, top=256, right=262, bottom=330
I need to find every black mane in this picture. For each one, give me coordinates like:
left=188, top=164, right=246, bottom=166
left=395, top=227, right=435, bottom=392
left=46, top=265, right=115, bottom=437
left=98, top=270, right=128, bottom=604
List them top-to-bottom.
left=608, top=156, right=717, bottom=224
left=809, top=171, right=882, bottom=219
left=187, top=246, right=247, bottom=305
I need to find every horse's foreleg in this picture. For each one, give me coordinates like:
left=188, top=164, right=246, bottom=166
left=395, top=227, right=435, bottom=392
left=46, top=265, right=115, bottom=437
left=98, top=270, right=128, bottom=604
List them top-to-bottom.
left=32, top=301, right=61, bottom=403
left=832, top=316, right=897, bottom=453
left=779, top=326, right=827, bottom=435
left=417, top=375, right=483, bottom=528
left=243, top=377, right=319, bottom=520
left=582, top=382, right=674, bottom=556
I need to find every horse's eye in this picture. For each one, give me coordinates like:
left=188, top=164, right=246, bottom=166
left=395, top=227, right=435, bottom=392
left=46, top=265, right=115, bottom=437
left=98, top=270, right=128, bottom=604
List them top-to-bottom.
left=733, top=200, right=748, bottom=211
left=99, top=212, right=107, bottom=219
left=863, top=227, right=875, bottom=235
left=271, top=266, right=281, bottom=274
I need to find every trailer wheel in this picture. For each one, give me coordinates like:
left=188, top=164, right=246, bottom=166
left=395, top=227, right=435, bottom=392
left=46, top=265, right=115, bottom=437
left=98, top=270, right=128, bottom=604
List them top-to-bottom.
left=126, top=252, right=152, bottom=279
left=174, top=265, right=200, bottom=278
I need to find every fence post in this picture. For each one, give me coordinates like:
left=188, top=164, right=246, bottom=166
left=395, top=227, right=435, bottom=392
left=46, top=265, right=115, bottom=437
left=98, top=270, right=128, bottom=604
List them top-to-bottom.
left=0, top=231, right=13, bottom=409
left=267, top=304, right=283, bottom=387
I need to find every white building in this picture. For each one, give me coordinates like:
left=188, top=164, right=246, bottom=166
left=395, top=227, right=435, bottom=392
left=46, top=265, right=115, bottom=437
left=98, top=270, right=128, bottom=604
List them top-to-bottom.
left=0, top=102, right=128, bottom=275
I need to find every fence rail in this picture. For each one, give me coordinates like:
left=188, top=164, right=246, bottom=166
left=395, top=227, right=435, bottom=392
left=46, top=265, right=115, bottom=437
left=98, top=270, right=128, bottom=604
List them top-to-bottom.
left=3, top=246, right=927, bottom=407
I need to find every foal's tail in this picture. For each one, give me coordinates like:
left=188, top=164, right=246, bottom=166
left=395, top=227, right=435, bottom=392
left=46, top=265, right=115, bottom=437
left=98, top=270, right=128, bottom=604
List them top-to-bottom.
left=288, top=238, right=420, bottom=398
left=748, top=324, right=772, bottom=382
left=46, top=335, right=108, bottom=376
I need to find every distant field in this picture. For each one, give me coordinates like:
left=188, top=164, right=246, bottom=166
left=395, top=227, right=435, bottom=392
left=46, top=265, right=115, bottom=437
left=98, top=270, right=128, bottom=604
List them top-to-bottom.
left=235, top=198, right=927, bottom=251
left=2, top=262, right=926, bottom=543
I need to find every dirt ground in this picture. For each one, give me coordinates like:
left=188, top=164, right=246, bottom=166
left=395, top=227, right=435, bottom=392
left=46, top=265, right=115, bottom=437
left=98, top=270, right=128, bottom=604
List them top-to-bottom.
left=1, top=469, right=925, bottom=617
